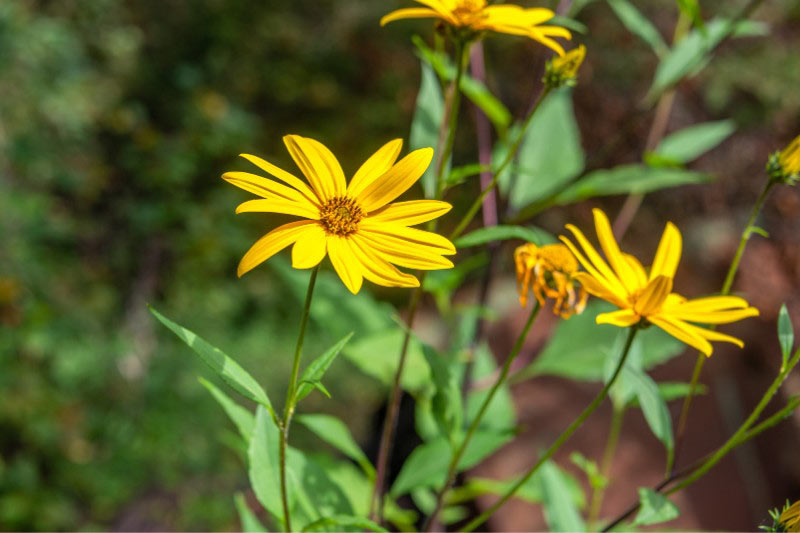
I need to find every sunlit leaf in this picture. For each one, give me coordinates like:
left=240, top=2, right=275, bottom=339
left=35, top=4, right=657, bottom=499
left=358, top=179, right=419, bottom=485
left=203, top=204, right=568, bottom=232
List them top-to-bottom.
left=409, top=60, right=444, bottom=198
left=294, top=333, right=353, bottom=403
left=200, top=377, right=255, bottom=443
left=540, top=461, right=586, bottom=532
left=634, top=488, right=680, bottom=526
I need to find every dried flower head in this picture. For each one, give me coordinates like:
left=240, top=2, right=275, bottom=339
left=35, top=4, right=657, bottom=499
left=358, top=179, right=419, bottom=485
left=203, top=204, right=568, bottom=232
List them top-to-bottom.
left=515, top=242, right=587, bottom=318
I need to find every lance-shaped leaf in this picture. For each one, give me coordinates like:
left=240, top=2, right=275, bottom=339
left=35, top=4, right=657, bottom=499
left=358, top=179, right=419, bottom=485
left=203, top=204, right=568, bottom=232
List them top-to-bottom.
left=607, top=0, right=668, bottom=57
left=409, top=60, right=444, bottom=198
left=651, top=120, right=736, bottom=164
left=455, top=225, right=555, bottom=248
left=778, top=304, right=794, bottom=368
left=149, top=306, right=274, bottom=416
left=294, top=333, right=353, bottom=404
left=199, top=377, right=255, bottom=443
left=248, top=406, right=293, bottom=524
left=296, top=413, right=375, bottom=479
left=234, top=492, right=268, bottom=533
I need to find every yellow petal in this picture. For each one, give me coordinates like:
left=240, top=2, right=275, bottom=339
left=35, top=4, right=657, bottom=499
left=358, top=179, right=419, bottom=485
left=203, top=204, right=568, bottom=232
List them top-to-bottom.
left=482, top=6, right=554, bottom=26
left=380, top=7, right=442, bottom=26
left=283, top=135, right=346, bottom=201
left=348, top=139, right=403, bottom=198
left=357, top=147, right=434, bottom=212
left=239, top=153, right=321, bottom=207
left=223, top=171, right=316, bottom=207
left=236, top=199, right=319, bottom=219
left=368, top=200, right=452, bottom=226
left=593, top=208, right=640, bottom=294
left=360, top=220, right=456, bottom=255
left=238, top=221, right=316, bottom=277
left=649, top=222, right=682, bottom=281
left=291, top=224, right=327, bottom=269
left=357, top=229, right=454, bottom=270
left=560, top=229, right=628, bottom=300
left=350, top=234, right=420, bottom=288
left=327, top=237, right=363, bottom=294
left=624, top=253, right=648, bottom=290
left=573, top=272, right=628, bottom=309
left=633, top=275, right=672, bottom=316
left=663, top=295, right=751, bottom=313
left=664, top=307, right=760, bottom=325
left=596, top=309, right=640, bottom=327
left=649, top=315, right=712, bottom=356
left=688, top=324, right=746, bottom=349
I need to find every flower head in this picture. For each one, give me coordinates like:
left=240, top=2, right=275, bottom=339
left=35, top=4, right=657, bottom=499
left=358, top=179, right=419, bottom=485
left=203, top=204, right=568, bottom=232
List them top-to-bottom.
left=381, top=0, right=572, bottom=56
left=543, top=44, right=586, bottom=88
left=768, top=134, right=800, bottom=185
left=223, top=136, right=456, bottom=294
left=560, top=209, right=759, bottom=356
left=515, top=243, right=587, bottom=318
left=779, top=500, right=800, bottom=532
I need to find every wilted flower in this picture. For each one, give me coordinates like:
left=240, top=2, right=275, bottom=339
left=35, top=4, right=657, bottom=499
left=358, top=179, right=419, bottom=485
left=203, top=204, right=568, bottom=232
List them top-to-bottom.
left=381, top=0, right=572, bottom=56
left=543, top=44, right=586, bottom=88
left=223, top=136, right=456, bottom=294
left=560, top=209, right=759, bottom=356
left=515, top=242, right=587, bottom=318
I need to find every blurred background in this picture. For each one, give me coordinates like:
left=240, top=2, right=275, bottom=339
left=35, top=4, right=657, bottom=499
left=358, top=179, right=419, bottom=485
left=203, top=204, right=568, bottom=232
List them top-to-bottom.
left=1, top=0, right=799, bottom=530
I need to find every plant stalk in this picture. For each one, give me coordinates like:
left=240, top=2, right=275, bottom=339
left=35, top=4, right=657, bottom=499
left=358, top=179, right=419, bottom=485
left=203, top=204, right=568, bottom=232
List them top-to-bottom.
left=278, top=264, right=319, bottom=532
left=423, top=302, right=542, bottom=531
left=463, top=326, right=640, bottom=532
left=588, top=405, right=625, bottom=528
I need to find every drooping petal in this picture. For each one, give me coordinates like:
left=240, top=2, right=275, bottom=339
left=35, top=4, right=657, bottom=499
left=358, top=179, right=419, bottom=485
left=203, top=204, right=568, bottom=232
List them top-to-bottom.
left=380, top=7, right=443, bottom=26
left=283, top=135, right=346, bottom=201
left=348, top=139, right=404, bottom=198
left=356, top=147, right=434, bottom=212
left=239, top=153, right=321, bottom=207
left=223, top=171, right=317, bottom=207
left=236, top=199, right=320, bottom=220
left=367, top=200, right=452, bottom=226
left=593, top=208, right=640, bottom=294
left=360, top=220, right=456, bottom=255
left=238, top=221, right=317, bottom=277
left=649, top=222, right=682, bottom=281
left=291, top=224, right=328, bottom=269
left=349, top=234, right=420, bottom=288
left=327, top=236, right=363, bottom=294
left=633, top=275, right=672, bottom=316
left=664, top=307, right=760, bottom=325
left=596, top=309, right=641, bottom=327
left=649, top=315, right=712, bottom=356
left=686, top=323, right=746, bottom=349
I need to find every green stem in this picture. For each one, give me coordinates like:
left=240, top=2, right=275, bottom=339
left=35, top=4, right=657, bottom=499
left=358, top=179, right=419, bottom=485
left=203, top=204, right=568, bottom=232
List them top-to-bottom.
left=435, top=39, right=469, bottom=198
left=449, top=85, right=552, bottom=241
left=671, top=178, right=775, bottom=473
left=278, top=265, right=319, bottom=532
left=423, top=302, right=542, bottom=531
left=463, top=326, right=640, bottom=532
left=588, top=405, right=625, bottom=528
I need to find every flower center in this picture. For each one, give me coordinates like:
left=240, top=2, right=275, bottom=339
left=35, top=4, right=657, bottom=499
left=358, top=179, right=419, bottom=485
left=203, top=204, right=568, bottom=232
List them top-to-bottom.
left=452, top=0, right=486, bottom=24
left=319, top=196, right=364, bottom=236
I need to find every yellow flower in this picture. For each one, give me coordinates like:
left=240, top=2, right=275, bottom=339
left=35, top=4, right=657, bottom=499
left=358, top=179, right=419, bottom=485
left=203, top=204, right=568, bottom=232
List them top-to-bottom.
left=380, top=0, right=572, bottom=56
left=543, top=44, right=586, bottom=88
left=779, top=134, right=800, bottom=176
left=223, top=136, right=456, bottom=294
left=560, top=209, right=759, bottom=356
left=514, top=243, right=587, bottom=318
left=779, top=500, right=800, bottom=532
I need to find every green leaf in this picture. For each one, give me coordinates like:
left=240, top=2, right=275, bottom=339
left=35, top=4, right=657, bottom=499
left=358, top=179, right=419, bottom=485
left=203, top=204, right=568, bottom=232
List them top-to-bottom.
left=607, top=0, right=669, bottom=57
left=676, top=0, right=705, bottom=32
left=548, top=15, right=589, bottom=34
left=649, top=18, right=769, bottom=99
left=412, top=35, right=512, bottom=133
left=409, top=60, right=445, bottom=198
left=505, top=89, right=584, bottom=208
left=652, top=120, right=736, bottom=164
left=445, top=163, right=491, bottom=187
left=552, top=164, right=710, bottom=205
left=455, top=225, right=556, bottom=248
left=424, top=253, right=488, bottom=313
left=521, top=301, right=685, bottom=382
left=778, top=304, right=794, bottom=368
left=149, top=306, right=274, bottom=416
left=343, top=329, right=431, bottom=391
left=294, top=333, right=353, bottom=404
left=466, top=343, right=516, bottom=432
left=421, top=344, right=463, bottom=441
left=628, top=368, right=674, bottom=452
left=199, top=377, right=255, bottom=443
left=627, top=382, right=707, bottom=407
left=248, top=406, right=292, bottom=524
left=296, top=414, right=375, bottom=480
left=390, top=432, right=513, bottom=496
left=570, top=452, right=607, bottom=490
left=295, top=454, right=354, bottom=523
left=313, top=456, right=372, bottom=517
left=540, top=461, right=586, bottom=532
left=633, top=488, right=680, bottom=526
left=235, top=492, right=268, bottom=533
left=302, top=515, right=386, bottom=532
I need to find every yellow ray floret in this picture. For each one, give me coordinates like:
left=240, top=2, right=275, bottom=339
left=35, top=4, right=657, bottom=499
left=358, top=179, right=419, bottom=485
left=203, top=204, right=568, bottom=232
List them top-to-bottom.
left=381, top=0, right=571, bottom=56
left=223, top=136, right=456, bottom=294
left=560, top=208, right=759, bottom=357
left=514, top=243, right=587, bottom=318
left=780, top=500, right=800, bottom=532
